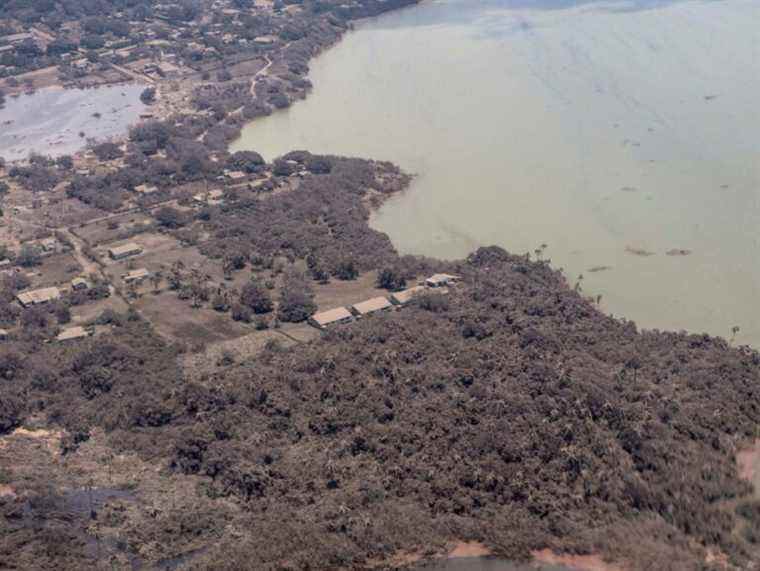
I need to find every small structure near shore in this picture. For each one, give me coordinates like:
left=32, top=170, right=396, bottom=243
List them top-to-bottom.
left=108, top=242, right=143, bottom=260
left=425, top=273, right=460, bottom=288
left=17, top=286, right=61, bottom=308
left=309, top=307, right=353, bottom=330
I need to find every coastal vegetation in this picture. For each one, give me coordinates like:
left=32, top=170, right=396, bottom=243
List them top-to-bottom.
left=1, top=0, right=760, bottom=570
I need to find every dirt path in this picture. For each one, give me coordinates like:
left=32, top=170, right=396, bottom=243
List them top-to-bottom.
left=250, top=55, right=273, bottom=96
left=60, top=227, right=99, bottom=276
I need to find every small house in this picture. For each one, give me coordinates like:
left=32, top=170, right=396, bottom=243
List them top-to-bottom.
left=224, top=170, right=247, bottom=181
left=134, top=184, right=157, bottom=195
left=193, top=189, right=224, bottom=204
left=37, top=237, right=57, bottom=254
left=108, top=242, right=143, bottom=260
left=122, top=268, right=150, bottom=284
left=425, top=273, right=460, bottom=288
left=71, top=277, right=90, bottom=291
left=17, top=286, right=61, bottom=308
left=390, top=286, right=425, bottom=306
left=351, top=297, right=393, bottom=317
left=309, top=307, right=353, bottom=330
left=56, top=326, right=90, bottom=342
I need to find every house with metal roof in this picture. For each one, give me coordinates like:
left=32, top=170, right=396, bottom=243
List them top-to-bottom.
left=108, top=242, right=143, bottom=260
left=122, top=268, right=150, bottom=283
left=425, top=273, right=460, bottom=288
left=17, top=286, right=61, bottom=307
left=390, top=286, right=426, bottom=306
left=351, top=297, right=393, bottom=317
left=309, top=307, right=353, bottom=330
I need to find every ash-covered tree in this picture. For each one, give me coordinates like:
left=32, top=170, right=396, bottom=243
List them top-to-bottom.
left=140, top=87, right=157, bottom=104
left=92, top=142, right=123, bottom=161
left=228, top=150, right=265, bottom=173
left=55, top=155, right=73, bottom=170
left=306, top=156, right=332, bottom=175
left=272, top=158, right=295, bottom=177
left=155, top=206, right=189, bottom=229
left=16, top=244, right=42, bottom=267
left=334, top=257, right=358, bottom=281
left=376, top=266, right=406, bottom=291
left=277, top=270, right=316, bottom=323
left=239, top=280, right=273, bottom=314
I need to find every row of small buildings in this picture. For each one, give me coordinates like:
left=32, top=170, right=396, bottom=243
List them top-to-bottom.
left=15, top=274, right=93, bottom=307
left=309, top=274, right=459, bottom=330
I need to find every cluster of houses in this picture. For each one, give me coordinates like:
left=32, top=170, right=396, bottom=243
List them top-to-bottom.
left=104, top=242, right=151, bottom=285
left=308, top=274, right=459, bottom=330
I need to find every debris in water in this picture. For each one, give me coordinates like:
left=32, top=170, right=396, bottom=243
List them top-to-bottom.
left=620, top=186, right=637, bottom=192
left=625, top=246, right=655, bottom=257
left=666, top=249, right=691, bottom=256
left=588, top=265, right=612, bottom=273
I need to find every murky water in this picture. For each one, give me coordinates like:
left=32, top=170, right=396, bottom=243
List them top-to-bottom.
left=231, top=0, right=760, bottom=346
left=0, top=84, right=146, bottom=160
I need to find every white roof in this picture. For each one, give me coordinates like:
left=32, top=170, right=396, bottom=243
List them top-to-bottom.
left=426, top=273, right=460, bottom=284
left=352, top=297, right=393, bottom=315
left=311, top=307, right=353, bottom=327
left=56, top=326, right=89, bottom=342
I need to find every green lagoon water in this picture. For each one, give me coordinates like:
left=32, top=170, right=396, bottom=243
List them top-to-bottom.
left=232, top=0, right=760, bottom=346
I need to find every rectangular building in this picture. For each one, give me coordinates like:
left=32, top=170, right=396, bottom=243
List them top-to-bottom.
left=134, top=184, right=157, bottom=194
left=193, top=189, right=224, bottom=204
left=108, top=242, right=143, bottom=260
left=122, top=268, right=150, bottom=283
left=425, top=273, right=460, bottom=288
left=17, top=286, right=61, bottom=307
left=390, top=286, right=425, bottom=306
left=351, top=297, right=393, bottom=317
left=309, top=307, right=353, bottom=330
left=56, top=326, right=90, bottom=342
